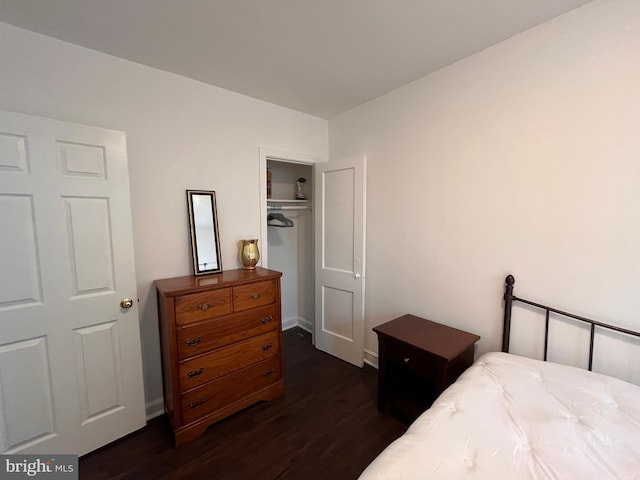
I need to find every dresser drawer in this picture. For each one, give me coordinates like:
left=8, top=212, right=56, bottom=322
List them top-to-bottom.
left=233, top=280, right=276, bottom=312
left=175, top=288, right=232, bottom=325
left=176, top=305, right=278, bottom=360
left=179, top=330, right=279, bottom=391
left=385, top=339, right=436, bottom=379
left=180, top=356, right=280, bottom=425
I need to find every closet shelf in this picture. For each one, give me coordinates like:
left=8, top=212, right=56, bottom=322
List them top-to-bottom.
left=267, top=199, right=311, bottom=211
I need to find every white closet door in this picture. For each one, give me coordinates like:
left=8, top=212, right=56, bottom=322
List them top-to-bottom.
left=0, top=110, right=145, bottom=455
left=314, top=155, right=366, bottom=366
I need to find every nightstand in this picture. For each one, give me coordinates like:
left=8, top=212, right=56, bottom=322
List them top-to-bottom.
left=373, top=314, right=480, bottom=422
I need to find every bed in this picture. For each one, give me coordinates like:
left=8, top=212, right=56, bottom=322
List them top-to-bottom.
left=359, top=275, right=640, bottom=479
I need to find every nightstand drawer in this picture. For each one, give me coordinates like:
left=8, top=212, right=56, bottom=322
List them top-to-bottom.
left=385, top=339, right=436, bottom=379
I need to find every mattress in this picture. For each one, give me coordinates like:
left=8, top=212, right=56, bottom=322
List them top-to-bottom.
left=359, top=352, right=640, bottom=479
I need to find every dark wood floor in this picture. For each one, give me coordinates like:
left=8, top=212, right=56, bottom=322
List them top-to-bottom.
left=80, top=328, right=407, bottom=480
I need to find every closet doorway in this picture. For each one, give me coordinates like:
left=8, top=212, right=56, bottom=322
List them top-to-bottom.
left=258, top=149, right=367, bottom=367
left=265, top=158, right=314, bottom=333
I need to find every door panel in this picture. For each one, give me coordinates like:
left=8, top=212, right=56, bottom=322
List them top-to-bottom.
left=0, top=109, right=145, bottom=455
left=0, top=132, right=28, bottom=172
left=57, top=141, right=107, bottom=179
left=315, top=156, right=366, bottom=367
left=323, top=168, right=355, bottom=272
left=0, top=194, right=42, bottom=307
left=63, top=196, right=115, bottom=295
left=322, top=286, right=354, bottom=340
left=73, top=321, right=123, bottom=424
left=0, top=337, right=56, bottom=452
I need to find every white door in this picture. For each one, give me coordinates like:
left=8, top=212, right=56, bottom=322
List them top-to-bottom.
left=0, top=110, right=146, bottom=455
left=314, top=156, right=366, bottom=367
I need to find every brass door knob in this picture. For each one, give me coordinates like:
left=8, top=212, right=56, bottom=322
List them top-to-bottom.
left=120, top=298, right=134, bottom=309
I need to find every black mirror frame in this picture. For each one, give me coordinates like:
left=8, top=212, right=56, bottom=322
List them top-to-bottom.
left=186, top=190, right=222, bottom=275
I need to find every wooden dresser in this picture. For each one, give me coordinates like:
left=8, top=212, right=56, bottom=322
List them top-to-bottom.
left=155, top=267, right=284, bottom=446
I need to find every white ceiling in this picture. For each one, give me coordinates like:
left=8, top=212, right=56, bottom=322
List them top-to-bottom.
left=0, top=0, right=592, bottom=119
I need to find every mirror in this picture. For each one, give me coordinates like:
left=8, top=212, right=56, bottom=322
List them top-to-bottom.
left=187, top=190, right=222, bottom=275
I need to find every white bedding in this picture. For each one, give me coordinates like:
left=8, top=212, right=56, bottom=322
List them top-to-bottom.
left=360, top=352, right=640, bottom=479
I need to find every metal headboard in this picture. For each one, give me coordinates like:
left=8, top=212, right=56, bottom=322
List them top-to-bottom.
left=502, top=274, right=640, bottom=371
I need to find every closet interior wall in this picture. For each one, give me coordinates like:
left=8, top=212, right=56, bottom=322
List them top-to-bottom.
left=267, top=160, right=314, bottom=332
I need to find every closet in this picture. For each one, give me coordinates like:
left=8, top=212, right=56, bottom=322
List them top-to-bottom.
left=259, top=152, right=366, bottom=367
left=266, top=159, right=314, bottom=333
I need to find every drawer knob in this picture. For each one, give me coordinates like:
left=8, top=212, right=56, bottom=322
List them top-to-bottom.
left=250, top=293, right=261, bottom=300
left=198, top=303, right=212, bottom=311
left=260, top=315, right=273, bottom=324
left=185, top=336, right=203, bottom=346
left=261, top=343, right=273, bottom=351
left=403, top=357, right=410, bottom=364
left=187, top=368, right=204, bottom=378
left=262, top=369, right=274, bottom=377
left=188, top=398, right=206, bottom=409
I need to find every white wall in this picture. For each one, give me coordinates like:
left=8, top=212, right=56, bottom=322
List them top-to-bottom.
left=329, top=0, right=640, bottom=382
left=0, top=22, right=328, bottom=415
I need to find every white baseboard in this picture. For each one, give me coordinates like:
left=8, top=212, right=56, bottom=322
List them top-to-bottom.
left=281, top=316, right=298, bottom=331
left=282, top=316, right=313, bottom=333
left=297, top=316, right=312, bottom=333
left=363, top=348, right=378, bottom=369
left=145, top=397, right=164, bottom=420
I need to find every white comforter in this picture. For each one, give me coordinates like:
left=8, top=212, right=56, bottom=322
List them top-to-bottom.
left=359, top=352, right=640, bottom=479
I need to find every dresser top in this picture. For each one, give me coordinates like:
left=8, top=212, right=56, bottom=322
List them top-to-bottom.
left=155, top=267, right=282, bottom=296
left=373, top=314, right=480, bottom=361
